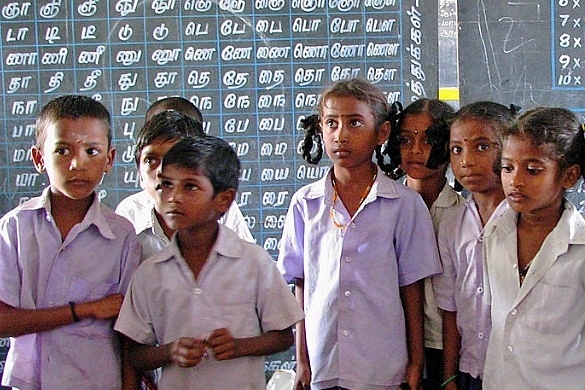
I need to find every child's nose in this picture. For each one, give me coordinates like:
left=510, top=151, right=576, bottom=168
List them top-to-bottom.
left=334, top=124, right=350, bottom=143
left=410, top=138, right=424, bottom=154
left=459, top=151, right=475, bottom=167
left=69, top=153, right=86, bottom=170
left=509, top=171, right=523, bottom=187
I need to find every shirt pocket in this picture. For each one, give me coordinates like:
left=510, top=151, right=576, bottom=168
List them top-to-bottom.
left=520, top=278, right=578, bottom=335
left=213, top=299, right=259, bottom=337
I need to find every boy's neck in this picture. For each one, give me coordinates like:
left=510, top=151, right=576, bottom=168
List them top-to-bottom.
left=471, top=188, right=506, bottom=226
left=50, top=191, right=94, bottom=240
left=154, top=210, right=175, bottom=239
left=176, top=222, right=220, bottom=279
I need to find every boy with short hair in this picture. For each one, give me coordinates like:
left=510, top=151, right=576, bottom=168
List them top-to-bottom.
left=0, top=95, right=142, bottom=389
left=145, top=96, right=203, bottom=125
left=116, top=105, right=254, bottom=259
left=115, top=136, right=304, bottom=388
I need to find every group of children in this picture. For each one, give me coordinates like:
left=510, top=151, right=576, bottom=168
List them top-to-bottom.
left=1, top=78, right=585, bottom=390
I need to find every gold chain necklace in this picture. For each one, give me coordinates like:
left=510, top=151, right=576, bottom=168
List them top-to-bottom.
left=330, top=170, right=377, bottom=230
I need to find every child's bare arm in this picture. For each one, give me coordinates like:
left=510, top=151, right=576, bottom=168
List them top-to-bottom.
left=293, top=279, right=311, bottom=390
left=400, top=280, right=425, bottom=390
left=0, top=294, right=124, bottom=338
left=442, top=310, right=460, bottom=390
left=206, top=327, right=293, bottom=361
left=120, top=335, right=141, bottom=390
left=125, top=335, right=207, bottom=371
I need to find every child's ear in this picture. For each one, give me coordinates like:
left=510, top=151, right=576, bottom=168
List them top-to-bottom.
left=376, top=121, right=391, bottom=146
left=31, top=146, right=45, bottom=173
left=104, top=147, right=115, bottom=174
left=563, top=163, right=581, bottom=189
left=214, top=188, right=236, bottom=213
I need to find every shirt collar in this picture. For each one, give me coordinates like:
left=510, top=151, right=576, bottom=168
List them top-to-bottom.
left=303, top=166, right=402, bottom=205
left=433, top=181, right=464, bottom=209
left=21, top=186, right=116, bottom=240
left=128, top=192, right=157, bottom=235
left=483, top=198, right=585, bottom=244
left=150, top=224, right=243, bottom=264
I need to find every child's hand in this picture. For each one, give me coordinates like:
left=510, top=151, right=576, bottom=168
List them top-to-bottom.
left=88, top=293, right=124, bottom=320
left=206, top=328, right=236, bottom=360
left=169, top=337, right=207, bottom=367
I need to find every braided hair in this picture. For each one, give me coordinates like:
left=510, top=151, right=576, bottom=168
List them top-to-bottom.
left=299, top=78, right=400, bottom=177
left=387, top=99, right=456, bottom=180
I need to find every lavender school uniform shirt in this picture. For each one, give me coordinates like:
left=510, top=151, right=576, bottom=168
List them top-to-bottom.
left=278, top=167, right=442, bottom=390
left=0, top=188, right=142, bottom=390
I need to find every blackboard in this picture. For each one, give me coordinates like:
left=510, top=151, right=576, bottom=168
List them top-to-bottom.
left=0, top=0, right=438, bottom=383
left=458, top=0, right=585, bottom=211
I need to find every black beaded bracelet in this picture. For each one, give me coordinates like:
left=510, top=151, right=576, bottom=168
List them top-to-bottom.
left=68, top=301, right=80, bottom=322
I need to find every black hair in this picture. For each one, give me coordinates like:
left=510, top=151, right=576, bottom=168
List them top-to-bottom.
left=299, top=78, right=400, bottom=177
left=36, top=95, right=112, bottom=149
left=145, top=96, right=203, bottom=125
left=387, top=98, right=456, bottom=179
left=450, top=101, right=520, bottom=186
left=505, top=106, right=585, bottom=180
left=135, top=110, right=206, bottom=166
left=162, top=135, right=241, bottom=195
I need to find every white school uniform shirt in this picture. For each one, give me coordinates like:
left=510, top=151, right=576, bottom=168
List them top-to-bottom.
left=424, top=182, right=465, bottom=349
left=116, top=190, right=254, bottom=259
left=433, top=197, right=508, bottom=379
left=483, top=199, right=585, bottom=389
left=115, top=225, right=304, bottom=389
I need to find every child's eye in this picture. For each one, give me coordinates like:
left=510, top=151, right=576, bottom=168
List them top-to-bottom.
left=325, top=119, right=338, bottom=129
left=350, top=119, right=363, bottom=127
left=399, top=136, right=413, bottom=146
left=478, top=144, right=490, bottom=152
left=450, top=146, right=462, bottom=155
left=86, top=147, right=100, bottom=156
left=55, top=148, right=70, bottom=156
left=143, top=156, right=160, bottom=167
left=500, top=165, right=512, bottom=173
left=527, top=166, right=543, bottom=175
left=159, top=180, right=173, bottom=191
left=186, top=183, right=200, bottom=191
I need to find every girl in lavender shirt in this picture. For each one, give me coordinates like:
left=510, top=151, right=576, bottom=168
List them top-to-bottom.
left=278, top=79, right=442, bottom=390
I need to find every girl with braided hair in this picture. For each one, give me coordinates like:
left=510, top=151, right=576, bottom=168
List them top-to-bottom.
left=278, top=78, right=442, bottom=390
left=392, top=99, right=465, bottom=390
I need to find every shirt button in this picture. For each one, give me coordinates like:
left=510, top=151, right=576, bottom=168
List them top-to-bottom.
left=351, top=222, right=356, bottom=228
left=345, top=257, right=352, bottom=263
left=512, top=263, right=518, bottom=269
left=477, top=286, right=483, bottom=293
left=193, top=288, right=203, bottom=295
left=344, top=291, right=351, bottom=297
left=511, top=309, right=517, bottom=315
left=342, top=330, right=349, bottom=336
left=478, top=332, right=484, bottom=339
left=507, top=345, right=514, bottom=352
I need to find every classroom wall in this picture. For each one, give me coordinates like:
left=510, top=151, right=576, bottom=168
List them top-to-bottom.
left=0, top=0, right=438, bottom=382
left=2, top=0, right=585, bottom=384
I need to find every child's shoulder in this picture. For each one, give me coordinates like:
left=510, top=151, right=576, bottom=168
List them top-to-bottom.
left=116, top=190, right=152, bottom=213
left=0, top=192, right=47, bottom=226
left=99, top=202, right=138, bottom=234
left=217, top=225, right=273, bottom=263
